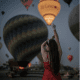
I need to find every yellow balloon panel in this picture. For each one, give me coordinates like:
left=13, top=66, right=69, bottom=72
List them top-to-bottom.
left=38, top=1, right=61, bottom=16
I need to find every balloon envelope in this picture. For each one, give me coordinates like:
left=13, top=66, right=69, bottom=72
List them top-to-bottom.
left=20, top=0, right=33, bottom=10
left=38, top=0, right=61, bottom=25
left=63, top=0, right=72, bottom=6
left=68, top=4, right=79, bottom=41
left=3, top=15, right=48, bottom=62
left=0, top=42, right=2, bottom=49
left=68, top=47, right=71, bottom=50
left=6, top=54, right=9, bottom=58
left=67, top=55, right=73, bottom=62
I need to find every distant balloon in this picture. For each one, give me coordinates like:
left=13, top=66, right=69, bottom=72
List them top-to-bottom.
left=20, top=0, right=33, bottom=10
left=63, top=0, right=72, bottom=7
left=32, top=4, right=34, bottom=7
left=68, top=4, right=79, bottom=41
left=1, top=11, right=5, bottom=15
left=0, top=42, right=2, bottom=49
left=68, top=47, right=71, bottom=50
left=6, top=54, right=9, bottom=58
left=67, top=55, right=73, bottom=62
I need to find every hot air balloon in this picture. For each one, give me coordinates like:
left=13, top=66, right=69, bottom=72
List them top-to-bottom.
left=20, top=0, right=33, bottom=10
left=38, top=0, right=61, bottom=25
left=63, top=0, right=72, bottom=7
left=32, top=4, right=34, bottom=7
left=68, top=4, right=79, bottom=41
left=1, top=11, right=5, bottom=15
left=3, top=15, right=48, bottom=67
left=0, top=37, right=1, bottom=40
left=0, top=42, right=2, bottom=49
left=68, top=47, right=71, bottom=50
left=5, top=54, right=9, bottom=58
left=67, top=55, right=73, bottom=62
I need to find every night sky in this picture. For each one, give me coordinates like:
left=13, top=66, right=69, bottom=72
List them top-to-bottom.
left=0, top=0, right=79, bottom=68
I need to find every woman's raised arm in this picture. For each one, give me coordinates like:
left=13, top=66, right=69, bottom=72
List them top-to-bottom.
left=51, top=24, right=62, bottom=59
left=41, top=39, right=49, bottom=53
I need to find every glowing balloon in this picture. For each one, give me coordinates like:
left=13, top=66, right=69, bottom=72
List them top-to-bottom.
left=20, top=0, right=33, bottom=10
left=38, top=0, right=61, bottom=25
left=67, top=55, right=73, bottom=62
left=28, top=63, right=31, bottom=67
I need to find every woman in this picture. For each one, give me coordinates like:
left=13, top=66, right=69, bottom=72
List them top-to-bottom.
left=41, top=24, right=62, bottom=80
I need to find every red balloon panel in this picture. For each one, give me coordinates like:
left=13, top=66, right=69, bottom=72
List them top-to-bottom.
left=21, top=0, right=33, bottom=9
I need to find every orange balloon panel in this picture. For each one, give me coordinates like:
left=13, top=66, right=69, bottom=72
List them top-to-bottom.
left=38, top=0, right=61, bottom=25
left=44, top=15, right=55, bottom=25
left=67, top=55, right=73, bottom=62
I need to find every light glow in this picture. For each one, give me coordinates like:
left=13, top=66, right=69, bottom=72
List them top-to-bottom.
left=44, top=15, right=55, bottom=25
left=28, top=63, right=31, bottom=67
left=19, top=66, right=24, bottom=69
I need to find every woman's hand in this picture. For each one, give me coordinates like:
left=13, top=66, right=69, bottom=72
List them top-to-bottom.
left=51, top=36, right=55, bottom=39
left=41, top=38, right=49, bottom=47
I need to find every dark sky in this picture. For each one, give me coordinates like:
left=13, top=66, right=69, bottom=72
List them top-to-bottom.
left=0, top=0, right=79, bottom=68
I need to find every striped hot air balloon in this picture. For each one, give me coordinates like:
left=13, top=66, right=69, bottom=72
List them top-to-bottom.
left=3, top=15, right=48, bottom=67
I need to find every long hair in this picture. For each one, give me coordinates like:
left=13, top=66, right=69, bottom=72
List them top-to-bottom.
left=48, top=39, right=60, bottom=75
